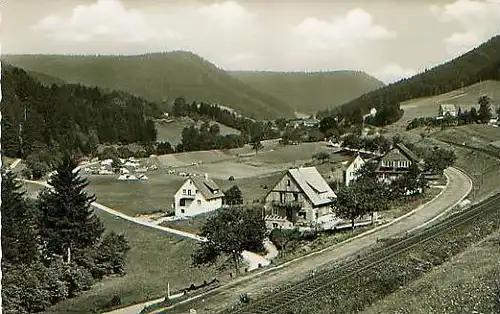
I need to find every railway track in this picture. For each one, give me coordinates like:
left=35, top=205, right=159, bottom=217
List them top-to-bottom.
left=228, top=192, right=500, bottom=314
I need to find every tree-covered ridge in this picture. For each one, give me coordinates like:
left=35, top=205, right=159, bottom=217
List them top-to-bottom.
left=319, top=35, right=500, bottom=123
left=3, top=51, right=297, bottom=119
left=1, top=64, right=160, bottom=159
left=230, top=70, right=384, bottom=114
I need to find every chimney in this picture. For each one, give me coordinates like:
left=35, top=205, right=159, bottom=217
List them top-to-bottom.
left=204, top=173, right=208, bottom=180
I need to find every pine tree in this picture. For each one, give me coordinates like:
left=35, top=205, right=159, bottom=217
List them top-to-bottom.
left=38, top=156, right=104, bottom=263
left=1, top=170, right=39, bottom=265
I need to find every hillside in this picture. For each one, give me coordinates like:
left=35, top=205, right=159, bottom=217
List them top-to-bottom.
left=321, top=35, right=500, bottom=121
left=2, top=52, right=296, bottom=119
left=1, top=64, right=160, bottom=160
left=230, top=70, right=384, bottom=115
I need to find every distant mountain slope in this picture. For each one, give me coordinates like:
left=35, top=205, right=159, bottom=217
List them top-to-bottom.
left=325, top=35, right=500, bottom=121
left=2, top=52, right=296, bottom=119
left=24, top=69, right=67, bottom=86
left=230, top=70, right=384, bottom=115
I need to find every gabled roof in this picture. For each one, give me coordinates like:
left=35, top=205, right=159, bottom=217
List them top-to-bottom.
left=381, top=143, right=419, bottom=163
left=395, top=143, right=420, bottom=162
left=287, top=167, right=336, bottom=207
left=188, top=176, right=224, bottom=200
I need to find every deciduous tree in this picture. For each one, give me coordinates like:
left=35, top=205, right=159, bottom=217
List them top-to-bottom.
left=224, top=185, right=243, bottom=206
left=192, top=206, right=266, bottom=274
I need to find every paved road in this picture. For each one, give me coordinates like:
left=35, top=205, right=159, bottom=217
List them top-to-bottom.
left=160, top=167, right=472, bottom=314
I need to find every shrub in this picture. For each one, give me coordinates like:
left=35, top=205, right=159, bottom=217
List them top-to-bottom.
left=64, top=264, right=94, bottom=297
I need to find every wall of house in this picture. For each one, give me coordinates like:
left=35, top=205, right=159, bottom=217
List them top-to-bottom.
left=345, top=157, right=365, bottom=186
left=265, top=173, right=308, bottom=206
left=174, top=179, right=222, bottom=217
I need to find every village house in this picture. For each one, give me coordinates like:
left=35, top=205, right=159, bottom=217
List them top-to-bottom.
left=438, top=104, right=457, bottom=117
left=375, top=143, right=421, bottom=183
left=330, top=155, right=366, bottom=189
left=264, top=167, right=336, bottom=229
left=173, top=174, right=224, bottom=217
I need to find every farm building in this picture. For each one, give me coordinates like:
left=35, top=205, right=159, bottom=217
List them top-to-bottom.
left=438, top=104, right=457, bottom=117
left=375, top=143, right=421, bottom=183
left=330, top=155, right=366, bottom=189
left=264, top=167, right=336, bottom=228
left=173, top=175, right=224, bottom=217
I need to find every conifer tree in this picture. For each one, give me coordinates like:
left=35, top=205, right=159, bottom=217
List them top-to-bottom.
left=38, top=156, right=104, bottom=263
left=1, top=170, right=39, bottom=265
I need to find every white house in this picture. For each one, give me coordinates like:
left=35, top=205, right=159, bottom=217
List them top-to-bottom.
left=438, top=104, right=457, bottom=117
left=343, top=155, right=366, bottom=186
left=264, top=167, right=337, bottom=228
left=173, top=175, right=224, bottom=217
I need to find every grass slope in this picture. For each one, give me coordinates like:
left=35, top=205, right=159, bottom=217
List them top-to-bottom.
left=3, top=52, right=296, bottom=119
left=230, top=70, right=384, bottom=115
left=383, top=80, right=500, bottom=134
left=156, top=117, right=240, bottom=146
left=22, top=183, right=226, bottom=314
left=361, top=232, right=500, bottom=314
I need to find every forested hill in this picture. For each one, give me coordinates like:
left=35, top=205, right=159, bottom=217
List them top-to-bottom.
left=319, top=35, right=500, bottom=121
left=3, top=52, right=296, bottom=119
left=1, top=64, right=161, bottom=160
left=230, top=70, right=384, bottom=115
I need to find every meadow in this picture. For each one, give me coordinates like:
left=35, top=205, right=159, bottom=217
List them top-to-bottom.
left=383, top=80, right=500, bottom=135
left=155, top=117, right=240, bottom=146
left=23, top=183, right=230, bottom=314
left=361, top=231, right=500, bottom=314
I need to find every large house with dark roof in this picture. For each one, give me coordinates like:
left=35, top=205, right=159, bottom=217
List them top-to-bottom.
left=375, top=143, right=421, bottom=183
left=264, top=167, right=336, bottom=228
left=173, top=175, right=224, bottom=217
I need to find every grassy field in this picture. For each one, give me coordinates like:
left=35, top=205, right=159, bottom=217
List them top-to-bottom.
left=383, top=80, right=500, bottom=135
left=156, top=117, right=240, bottom=146
left=85, top=141, right=346, bottom=216
left=84, top=173, right=185, bottom=216
left=20, top=183, right=229, bottom=314
left=361, top=231, right=500, bottom=314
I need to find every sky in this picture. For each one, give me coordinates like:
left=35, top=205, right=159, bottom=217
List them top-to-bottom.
left=2, top=0, right=500, bottom=83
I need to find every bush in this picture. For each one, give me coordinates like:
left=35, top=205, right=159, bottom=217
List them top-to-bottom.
left=64, top=264, right=94, bottom=297
left=239, top=293, right=251, bottom=304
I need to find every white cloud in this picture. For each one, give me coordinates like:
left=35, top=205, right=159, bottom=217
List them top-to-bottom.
left=32, top=0, right=174, bottom=43
left=431, top=0, right=500, bottom=55
left=195, top=1, right=255, bottom=29
left=294, top=8, right=396, bottom=51
left=373, top=64, right=417, bottom=84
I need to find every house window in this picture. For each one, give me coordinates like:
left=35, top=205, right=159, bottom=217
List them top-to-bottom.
left=287, top=179, right=291, bottom=186
left=182, top=189, right=186, bottom=195
left=188, top=189, right=191, bottom=195
left=195, top=189, right=198, bottom=194
left=280, top=192, right=285, bottom=203
left=294, top=193, right=299, bottom=202
left=180, top=199, right=186, bottom=206
left=197, top=200, right=201, bottom=205
left=181, top=209, right=185, bottom=214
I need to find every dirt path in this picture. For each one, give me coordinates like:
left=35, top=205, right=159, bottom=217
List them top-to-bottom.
left=158, top=167, right=472, bottom=314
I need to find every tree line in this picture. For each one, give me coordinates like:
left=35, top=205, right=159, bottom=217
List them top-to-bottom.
left=318, top=35, right=500, bottom=127
left=1, top=65, right=160, bottom=162
left=170, top=97, right=281, bottom=141
left=1, top=158, right=130, bottom=313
